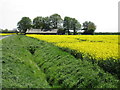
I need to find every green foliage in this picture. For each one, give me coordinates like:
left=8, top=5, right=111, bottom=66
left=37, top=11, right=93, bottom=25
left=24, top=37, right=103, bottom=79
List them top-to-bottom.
left=50, top=13, right=63, bottom=29
left=16, top=14, right=100, bottom=35
left=32, top=14, right=63, bottom=30
left=33, top=16, right=44, bottom=29
left=33, top=16, right=52, bottom=30
left=63, top=16, right=71, bottom=35
left=17, top=17, right=32, bottom=34
left=42, top=17, right=51, bottom=30
left=63, top=17, right=81, bottom=35
left=82, top=21, right=96, bottom=35
left=0, top=29, right=8, bottom=32
left=0, top=29, right=16, bottom=33
left=95, top=32, right=120, bottom=35
left=2, top=35, right=119, bottom=88
left=2, top=36, right=50, bottom=88
left=33, top=39, right=119, bottom=88
left=58, top=47, right=120, bottom=79
left=98, top=59, right=120, bottom=79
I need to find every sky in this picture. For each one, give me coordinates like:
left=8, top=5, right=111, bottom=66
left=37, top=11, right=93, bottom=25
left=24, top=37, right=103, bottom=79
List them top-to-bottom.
left=0, top=0, right=119, bottom=32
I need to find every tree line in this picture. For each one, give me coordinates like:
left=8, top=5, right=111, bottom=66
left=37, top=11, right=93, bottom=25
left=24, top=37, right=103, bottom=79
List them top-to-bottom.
left=17, top=13, right=96, bottom=35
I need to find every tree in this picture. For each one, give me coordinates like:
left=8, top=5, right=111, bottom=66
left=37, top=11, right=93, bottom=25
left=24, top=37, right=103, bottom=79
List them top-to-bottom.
left=50, top=13, right=63, bottom=29
left=33, top=16, right=44, bottom=30
left=63, top=16, right=71, bottom=35
left=17, top=17, right=32, bottom=34
left=42, top=17, right=51, bottom=30
left=63, top=17, right=81, bottom=35
left=71, top=18, right=81, bottom=35
left=76, top=21, right=81, bottom=30
left=82, top=21, right=96, bottom=35
left=82, top=21, right=89, bottom=30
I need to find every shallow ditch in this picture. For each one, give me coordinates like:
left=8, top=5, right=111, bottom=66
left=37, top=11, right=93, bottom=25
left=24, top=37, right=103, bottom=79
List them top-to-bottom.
left=57, top=46, right=120, bottom=80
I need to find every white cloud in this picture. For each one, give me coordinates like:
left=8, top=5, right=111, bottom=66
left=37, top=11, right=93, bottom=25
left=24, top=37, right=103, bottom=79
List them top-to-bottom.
left=0, top=0, right=119, bottom=32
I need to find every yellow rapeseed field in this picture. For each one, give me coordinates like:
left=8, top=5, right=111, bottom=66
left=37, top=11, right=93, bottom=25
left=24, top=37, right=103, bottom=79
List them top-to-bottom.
left=0, top=33, right=16, bottom=36
left=27, top=35, right=119, bottom=61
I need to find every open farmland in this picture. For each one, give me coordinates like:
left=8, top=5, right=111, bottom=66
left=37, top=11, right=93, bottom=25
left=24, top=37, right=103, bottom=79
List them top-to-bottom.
left=2, top=35, right=120, bottom=88
left=27, top=35, right=120, bottom=79
left=27, top=35, right=119, bottom=60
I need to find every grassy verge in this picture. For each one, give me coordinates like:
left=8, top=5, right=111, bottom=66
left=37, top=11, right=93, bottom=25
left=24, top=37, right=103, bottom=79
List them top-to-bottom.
left=2, top=35, right=120, bottom=88
left=2, top=35, right=50, bottom=88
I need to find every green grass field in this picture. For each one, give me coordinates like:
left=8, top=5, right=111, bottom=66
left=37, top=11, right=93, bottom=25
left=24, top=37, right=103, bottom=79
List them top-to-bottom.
left=2, top=35, right=120, bottom=88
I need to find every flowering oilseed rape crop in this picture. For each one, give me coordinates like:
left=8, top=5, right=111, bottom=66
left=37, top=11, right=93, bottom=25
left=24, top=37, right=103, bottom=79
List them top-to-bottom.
left=0, top=33, right=16, bottom=36
left=27, top=35, right=119, bottom=61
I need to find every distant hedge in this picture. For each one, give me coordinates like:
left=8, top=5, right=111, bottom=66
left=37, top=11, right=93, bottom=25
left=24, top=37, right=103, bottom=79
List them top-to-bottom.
left=94, top=32, right=120, bottom=35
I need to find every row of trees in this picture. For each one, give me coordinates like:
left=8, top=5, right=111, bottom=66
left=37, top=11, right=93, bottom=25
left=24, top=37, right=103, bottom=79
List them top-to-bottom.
left=17, top=13, right=96, bottom=35
left=32, top=14, right=63, bottom=30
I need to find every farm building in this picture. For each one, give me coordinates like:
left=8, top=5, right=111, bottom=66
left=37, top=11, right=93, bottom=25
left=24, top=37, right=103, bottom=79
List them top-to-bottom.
left=25, top=29, right=85, bottom=35
left=26, top=29, right=58, bottom=35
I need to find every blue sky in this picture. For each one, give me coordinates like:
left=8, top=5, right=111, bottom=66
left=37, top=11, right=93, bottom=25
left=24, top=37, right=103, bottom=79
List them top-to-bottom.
left=0, top=0, right=119, bottom=32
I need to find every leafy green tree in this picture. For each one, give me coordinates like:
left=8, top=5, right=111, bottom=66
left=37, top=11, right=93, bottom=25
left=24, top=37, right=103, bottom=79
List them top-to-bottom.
left=50, top=13, right=63, bottom=29
left=33, top=16, right=44, bottom=30
left=63, top=16, right=71, bottom=35
left=17, top=17, right=32, bottom=34
left=42, top=17, right=51, bottom=30
left=64, top=17, right=81, bottom=35
left=71, top=18, right=81, bottom=35
left=76, top=21, right=81, bottom=30
left=82, top=21, right=96, bottom=35
left=82, top=21, right=89, bottom=30
left=88, top=22, right=96, bottom=31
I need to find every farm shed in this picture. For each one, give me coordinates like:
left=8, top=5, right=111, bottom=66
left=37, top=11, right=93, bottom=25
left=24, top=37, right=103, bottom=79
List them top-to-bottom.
left=26, top=29, right=58, bottom=35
